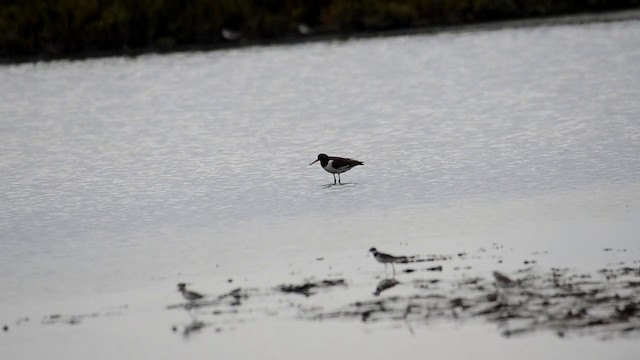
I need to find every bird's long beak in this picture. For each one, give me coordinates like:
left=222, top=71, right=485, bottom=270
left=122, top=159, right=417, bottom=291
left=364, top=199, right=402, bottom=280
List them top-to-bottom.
left=309, top=159, right=318, bottom=166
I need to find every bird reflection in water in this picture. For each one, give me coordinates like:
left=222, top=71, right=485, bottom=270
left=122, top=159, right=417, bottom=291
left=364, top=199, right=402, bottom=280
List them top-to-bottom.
left=374, top=278, right=400, bottom=296
left=174, top=283, right=208, bottom=338
left=182, top=318, right=207, bottom=338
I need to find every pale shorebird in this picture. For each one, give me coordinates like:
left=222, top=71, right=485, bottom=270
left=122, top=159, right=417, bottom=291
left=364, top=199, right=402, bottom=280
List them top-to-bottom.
left=297, top=23, right=312, bottom=35
left=221, top=28, right=241, bottom=41
left=310, top=153, right=363, bottom=184
left=369, top=247, right=408, bottom=274
left=492, top=271, right=516, bottom=288
left=492, top=271, right=518, bottom=303
left=177, top=283, right=204, bottom=302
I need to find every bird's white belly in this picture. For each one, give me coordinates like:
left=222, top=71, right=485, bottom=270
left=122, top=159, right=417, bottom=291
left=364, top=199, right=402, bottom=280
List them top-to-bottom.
left=323, top=160, right=348, bottom=174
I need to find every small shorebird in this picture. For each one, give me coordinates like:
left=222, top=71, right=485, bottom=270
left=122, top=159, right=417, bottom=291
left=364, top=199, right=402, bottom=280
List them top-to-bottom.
left=297, top=23, right=313, bottom=35
left=221, top=28, right=241, bottom=41
left=310, top=153, right=363, bottom=184
left=369, top=247, right=408, bottom=274
left=492, top=271, right=516, bottom=288
left=492, top=271, right=518, bottom=302
left=177, top=283, right=204, bottom=302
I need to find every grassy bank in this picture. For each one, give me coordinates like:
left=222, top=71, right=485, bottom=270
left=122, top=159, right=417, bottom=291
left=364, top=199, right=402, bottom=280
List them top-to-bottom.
left=1, top=0, right=639, bottom=61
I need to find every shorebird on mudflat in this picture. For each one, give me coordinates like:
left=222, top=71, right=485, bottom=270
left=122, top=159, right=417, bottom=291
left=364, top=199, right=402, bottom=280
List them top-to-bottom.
left=310, top=153, right=363, bottom=184
left=369, top=247, right=408, bottom=275
left=491, top=271, right=519, bottom=302
left=492, top=271, right=516, bottom=288
left=177, top=283, right=204, bottom=302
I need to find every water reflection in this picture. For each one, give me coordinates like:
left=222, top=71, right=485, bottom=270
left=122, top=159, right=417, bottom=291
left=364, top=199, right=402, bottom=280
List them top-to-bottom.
left=0, top=18, right=639, bottom=311
left=321, top=182, right=358, bottom=189
left=374, top=278, right=400, bottom=296
left=182, top=320, right=206, bottom=338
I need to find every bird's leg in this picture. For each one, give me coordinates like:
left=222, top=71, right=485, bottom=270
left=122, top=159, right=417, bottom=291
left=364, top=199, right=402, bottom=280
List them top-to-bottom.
left=333, top=173, right=337, bottom=184
left=338, top=173, right=341, bottom=184
left=187, top=308, right=197, bottom=320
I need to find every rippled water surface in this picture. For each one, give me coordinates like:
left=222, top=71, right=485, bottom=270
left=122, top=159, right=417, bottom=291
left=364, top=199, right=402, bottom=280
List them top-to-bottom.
left=1, top=18, right=640, bottom=359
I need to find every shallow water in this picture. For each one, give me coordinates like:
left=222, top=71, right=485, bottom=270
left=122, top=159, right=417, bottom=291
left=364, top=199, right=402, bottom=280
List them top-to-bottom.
left=1, top=17, right=640, bottom=359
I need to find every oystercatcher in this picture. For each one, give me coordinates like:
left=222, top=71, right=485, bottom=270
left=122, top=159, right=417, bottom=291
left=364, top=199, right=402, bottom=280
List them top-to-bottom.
left=310, top=153, right=363, bottom=184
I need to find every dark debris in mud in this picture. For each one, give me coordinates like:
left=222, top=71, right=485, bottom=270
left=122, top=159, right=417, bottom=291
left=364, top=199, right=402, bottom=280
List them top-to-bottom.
left=405, top=254, right=453, bottom=263
left=168, top=265, right=640, bottom=340
left=302, top=266, right=640, bottom=339
left=277, top=279, right=347, bottom=297
left=7, top=306, right=127, bottom=332
left=42, top=312, right=100, bottom=326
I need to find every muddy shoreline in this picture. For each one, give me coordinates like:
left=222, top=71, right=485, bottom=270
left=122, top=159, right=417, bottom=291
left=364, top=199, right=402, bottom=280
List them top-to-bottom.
left=6, top=246, right=638, bottom=342
left=161, top=247, right=640, bottom=340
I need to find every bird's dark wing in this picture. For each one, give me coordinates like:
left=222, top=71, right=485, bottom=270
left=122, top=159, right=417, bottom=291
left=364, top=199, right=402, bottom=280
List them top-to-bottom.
left=330, top=156, right=364, bottom=169
left=379, top=252, right=408, bottom=263
left=190, top=291, right=205, bottom=299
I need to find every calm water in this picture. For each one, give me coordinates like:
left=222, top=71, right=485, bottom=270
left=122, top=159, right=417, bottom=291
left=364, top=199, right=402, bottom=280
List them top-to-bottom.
left=1, top=19, right=640, bottom=312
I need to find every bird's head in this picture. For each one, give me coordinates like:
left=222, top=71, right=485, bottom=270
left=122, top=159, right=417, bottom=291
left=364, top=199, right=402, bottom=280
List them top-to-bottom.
left=309, top=153, right=328, bottom=165
left=369, top=247, right=377, bottom=253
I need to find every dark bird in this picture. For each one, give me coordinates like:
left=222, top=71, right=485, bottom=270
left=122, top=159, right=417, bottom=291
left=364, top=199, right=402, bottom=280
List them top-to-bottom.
left=310, top=153, right=363, bottom=184
left=369, top=247, right=408, bottom=274
left=177, top=283, right=205, bottom=302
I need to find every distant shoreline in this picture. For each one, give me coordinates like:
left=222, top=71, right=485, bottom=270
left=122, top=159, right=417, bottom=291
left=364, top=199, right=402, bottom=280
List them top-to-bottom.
left=2, top=8, right=639, bottom=65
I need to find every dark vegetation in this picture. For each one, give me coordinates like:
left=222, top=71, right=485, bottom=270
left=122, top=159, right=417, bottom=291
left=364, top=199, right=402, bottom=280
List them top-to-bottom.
left=1, top=0, right=639, bottom=61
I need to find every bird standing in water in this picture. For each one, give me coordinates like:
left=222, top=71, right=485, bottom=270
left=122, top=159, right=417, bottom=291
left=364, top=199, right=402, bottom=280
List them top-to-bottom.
left=310, top=153, right=363, bottom=184
left=369, top=247, right=408, bottom=275
left=177, top=283, right=204, bottom=303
